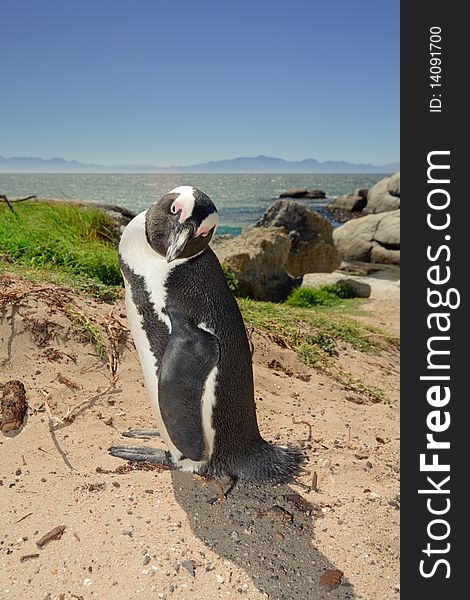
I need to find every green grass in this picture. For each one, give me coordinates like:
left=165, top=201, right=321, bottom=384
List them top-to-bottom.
left=0, top=201, right=122, bottom=293
left=1, top=201, right=398, bottom=400
left=285, top=284, right=357, bottom=308
left=238, top=297, right=397, bottom=366
left=239, top=297, right=396, bottom=401
left=334, top=370, right=389, bottom=403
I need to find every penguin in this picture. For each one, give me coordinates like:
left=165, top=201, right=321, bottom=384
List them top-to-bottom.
left=109, top=186, right=303, bottom=485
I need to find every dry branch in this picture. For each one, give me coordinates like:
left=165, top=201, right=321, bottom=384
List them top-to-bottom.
left=36, top=525, right=66, bottom=548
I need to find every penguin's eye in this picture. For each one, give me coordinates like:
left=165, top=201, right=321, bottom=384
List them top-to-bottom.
left=170, top=203, right=178, bottom=214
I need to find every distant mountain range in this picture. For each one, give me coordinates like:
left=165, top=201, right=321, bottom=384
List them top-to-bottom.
left=0, top=154, right=399, bottom=174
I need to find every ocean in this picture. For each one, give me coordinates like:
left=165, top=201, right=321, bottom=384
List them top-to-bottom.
left=0, top=173, right=386, bottom=235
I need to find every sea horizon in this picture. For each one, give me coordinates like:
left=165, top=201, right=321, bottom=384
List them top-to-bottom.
left=1, top=172, right=389, bottom=234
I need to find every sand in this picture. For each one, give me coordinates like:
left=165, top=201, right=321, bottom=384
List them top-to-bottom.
left=0, top=275, right=399, bottom=600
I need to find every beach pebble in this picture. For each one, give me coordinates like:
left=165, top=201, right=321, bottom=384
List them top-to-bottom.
left=368, top=492, right=381, bottom=502
left=230, top=530, right=240, bottom=543
left=141, top=545, right=149, bottom=555
left=143, top=555, right=151, bottom=566
left=181, top=559, right=195, bottom=577
left=216, top=574, right=225, bottom=584
left=83, top=579, right=93, bottom=586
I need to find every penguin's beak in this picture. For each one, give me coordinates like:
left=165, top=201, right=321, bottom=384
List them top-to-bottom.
left=166, top=222, right=194, bottom=263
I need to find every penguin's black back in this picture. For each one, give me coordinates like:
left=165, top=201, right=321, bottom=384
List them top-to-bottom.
left=165, top=248, right=304, bottom=482
left=165, top=249, right=260, bottom=461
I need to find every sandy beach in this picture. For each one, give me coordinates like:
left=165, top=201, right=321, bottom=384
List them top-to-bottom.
left=1, top=274, right=399, bottom=600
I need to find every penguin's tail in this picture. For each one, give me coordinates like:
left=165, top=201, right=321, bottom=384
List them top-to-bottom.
left=237, top=440, right=306, bottom=484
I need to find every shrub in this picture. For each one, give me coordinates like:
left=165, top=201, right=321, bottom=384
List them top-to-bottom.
left=221, top=262, right=240, bottom=295
left=285, top=284, right=356, bottom=308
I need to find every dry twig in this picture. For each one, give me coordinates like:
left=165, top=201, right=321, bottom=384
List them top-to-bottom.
left=292, top=417, right=313, bottom=441
left=15, top=512, right=34, bottom=524
left=36, top=525, right=66, bottom=548
left=20, top=553, right=40, bottom=562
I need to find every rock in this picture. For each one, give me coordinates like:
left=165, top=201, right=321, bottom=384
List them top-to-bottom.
left=364, top=172, right=400, bottom=213
left=279, top=188, right=325, bottom=199
left=279, top=188, right=309, bottom=198
left=355, top=188, right=369, bottom=200
left=305, top=189, right=326, bottom=199
left=329, top=191, right=367, bottom=212
left=212, top=200, right=340, bottom=300
left=254, top=200, right=341, bottom=276
left=323, top=206, right=363, bottom=225
left=375, top=209, right=400, bottom=246
left=333, top=210, right=400, bottom=264
left=211, top=227, right=298, bottom=301
left=370, top=245, right=401, bottom=265
left=338, top=260, right=400, bottom=280
left=302, top=273, right=371, bottom=298
left=230, top=530, right=241, bottom=543
left=181, top=559, right=195, bottom=577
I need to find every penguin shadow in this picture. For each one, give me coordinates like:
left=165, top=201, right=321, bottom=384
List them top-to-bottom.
left=170, top=471, right=356, bottom=600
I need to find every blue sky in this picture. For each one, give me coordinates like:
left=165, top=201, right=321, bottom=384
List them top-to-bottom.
left=2, top=0, right=399, bottom=166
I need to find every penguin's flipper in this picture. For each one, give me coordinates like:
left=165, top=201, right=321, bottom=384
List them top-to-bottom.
left=159, top=308, right=220, bottom=462
left=108, top=445, right=174, bottom=467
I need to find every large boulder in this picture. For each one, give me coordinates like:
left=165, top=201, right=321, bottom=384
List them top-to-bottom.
left=364, top=172, right=400, bottom=213
left=328, top=188, right=368, bottom=212
left=254, top=200, right=341, bottom=276
left=333, top=210, right=400, bottom=264
left=211, top=227, right=299, bottom=301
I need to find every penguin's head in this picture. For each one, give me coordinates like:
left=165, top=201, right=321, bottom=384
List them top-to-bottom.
left=145, top=186, right=219, bottom=263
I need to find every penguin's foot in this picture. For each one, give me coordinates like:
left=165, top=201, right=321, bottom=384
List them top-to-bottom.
left=121, top=428, right=161, bottom=440
left=108, top=445, right=174, bottom=467
left=193, top=474, right=238, bottom=504
left=223, top=475, right=239, bottom=499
